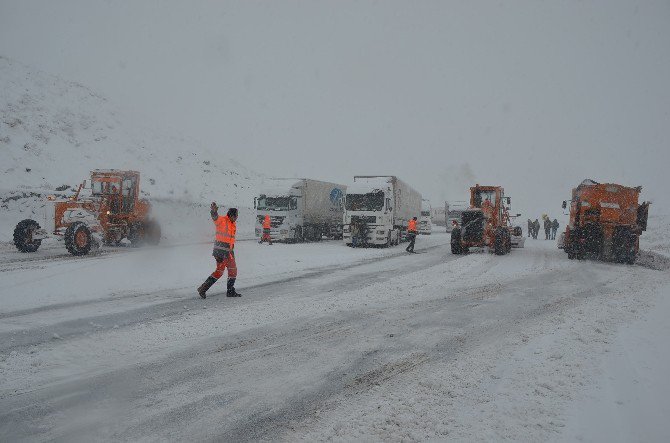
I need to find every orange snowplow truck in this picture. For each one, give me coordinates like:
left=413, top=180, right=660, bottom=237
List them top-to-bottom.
left=13, top=170, right=160, bottom=256
left=562, top=179, right=649, bottom=264
left=451, top=185, right=518, bottom=255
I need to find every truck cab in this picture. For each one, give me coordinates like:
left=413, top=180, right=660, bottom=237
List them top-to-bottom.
left=342, top=176, right=421, bottom=247
left=343, top=181, right=396, bottom=246
left=255, top=183, right=302, bottom=242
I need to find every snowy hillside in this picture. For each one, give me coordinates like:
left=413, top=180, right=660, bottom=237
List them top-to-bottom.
left=0, top=55, right=263, bottom=241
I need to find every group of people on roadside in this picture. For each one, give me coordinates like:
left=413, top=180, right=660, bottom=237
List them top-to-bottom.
left=527, top=215, right=559, bottom=240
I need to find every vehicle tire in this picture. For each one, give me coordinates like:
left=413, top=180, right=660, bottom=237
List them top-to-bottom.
left=13, top=219, right=42, bottom=253
left=145, top=220, right=161, bottom=246
left=65, top=222, right=92, bottom=256
left=128, top=222, right=145, bottom=247
left=451, top=228, right=462, bottom=254
left=494, top=229, right=506, bottom=255
left=505, top=230, right=512, bottom=253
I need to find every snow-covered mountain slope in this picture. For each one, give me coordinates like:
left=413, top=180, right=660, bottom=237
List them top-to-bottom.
left=0, top=55, right=263, bottom=241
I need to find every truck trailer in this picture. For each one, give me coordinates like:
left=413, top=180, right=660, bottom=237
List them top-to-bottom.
left=343, top=176, right=422, bottom=247
left=254, top=179, right=346, bottom=242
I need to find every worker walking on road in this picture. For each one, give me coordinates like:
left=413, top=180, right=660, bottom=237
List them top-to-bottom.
left=197, top=202, right=242, bottom=299
left=259, top=214, right=273, bottom=245
left=543, top=216, right=552, bottom=240
left=406, top=217, right=418, bottom=253
left=551, top=218, right=559, bottom=240
left=527, top=219, right=532, bottom=237
left=533, top=219, right=540, bottom=239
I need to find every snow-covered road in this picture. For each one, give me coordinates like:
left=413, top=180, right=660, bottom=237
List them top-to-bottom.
left=1, top=233, right=669, bottom=441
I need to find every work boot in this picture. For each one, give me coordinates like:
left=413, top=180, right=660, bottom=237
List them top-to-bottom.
left=197, top=276, right=217, bottom=299
left=226, top=278, right=242, bottom=297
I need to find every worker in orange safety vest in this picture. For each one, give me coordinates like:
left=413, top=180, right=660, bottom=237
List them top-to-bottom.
left=481, top=197, right=494, bottom=219
left=197, top=202, right=242, bottom=299
left=259, top=214, right=273, bottom=245
left=405, top=217, right=418, bottom=253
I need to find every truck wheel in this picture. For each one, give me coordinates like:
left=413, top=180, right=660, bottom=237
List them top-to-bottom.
left=13, top=219, right=42, bottom=253
left=145, top=220, right=161, bottom=246
left=65, top=222, right=92, bottom=256
left=128, top=222, right=144, bottom=246
left=450, top=228, right=462, bottom=254
left=494, top=229, right=506, bottom=255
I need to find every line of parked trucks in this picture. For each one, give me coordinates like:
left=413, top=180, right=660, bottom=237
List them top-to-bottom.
left=11, top=170, right=650, bottom=265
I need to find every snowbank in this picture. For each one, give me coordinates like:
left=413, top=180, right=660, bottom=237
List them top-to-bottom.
left=0, top=55, right=264, bottom=242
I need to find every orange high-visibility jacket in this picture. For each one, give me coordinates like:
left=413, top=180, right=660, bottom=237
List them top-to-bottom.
left=482, top=199, right=493, bottom=217
left=214, top=215, right=236, bottom=247
left=263, top=215, right=271, bottom=229
left=408, top=219, right=417, bottom=232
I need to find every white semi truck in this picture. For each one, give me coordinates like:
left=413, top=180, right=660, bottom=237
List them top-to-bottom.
left=343, top=176, right=422, bottom=247
left=254, top=179, right=346, bottom=242
left=419, top=199, right=432, bottom=235
left=446, top=201, right=468, bottom=232
left=431, top=203, right=448, bottom=230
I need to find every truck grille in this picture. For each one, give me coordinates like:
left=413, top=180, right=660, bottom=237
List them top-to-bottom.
left=258, top=215, right=285, bottom=228
left=351, top=215, right=376, bottom=224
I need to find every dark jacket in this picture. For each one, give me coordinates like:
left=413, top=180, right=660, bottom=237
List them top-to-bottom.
left=552, top=219, right=559, bottom=230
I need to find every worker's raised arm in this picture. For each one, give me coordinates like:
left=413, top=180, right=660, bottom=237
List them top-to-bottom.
left=210, top=202, right=219, bottom=221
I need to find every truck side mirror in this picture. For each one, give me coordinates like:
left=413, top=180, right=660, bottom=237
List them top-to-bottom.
left=253, top=197, right=257, bottom=209
left=506, top=197, right=511, bottom=205
left=562, top=201, right=567, bottom=209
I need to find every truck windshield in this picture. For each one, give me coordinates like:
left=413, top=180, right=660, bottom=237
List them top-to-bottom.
left=92, top=180, right=121, bottom=195
left=473, top=190, right=496, bottom=208
left=346, top=191, right=384, bottom=211
left=257, top=195, right=296, bottom=211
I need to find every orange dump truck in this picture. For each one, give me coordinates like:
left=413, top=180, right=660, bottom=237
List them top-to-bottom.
left=562, top=179, right=649, bottom=264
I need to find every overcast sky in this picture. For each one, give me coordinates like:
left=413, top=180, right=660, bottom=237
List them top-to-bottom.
left=1, top=0, right=669, bottom=218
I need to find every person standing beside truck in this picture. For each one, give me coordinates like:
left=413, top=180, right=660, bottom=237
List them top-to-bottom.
left=197, top=202, right=242, bottom=299
left=259, top=214, right=273, bottom=245
left=406, top=217, right=418, bottom=253
left=527, top=219, right=532, bottom=237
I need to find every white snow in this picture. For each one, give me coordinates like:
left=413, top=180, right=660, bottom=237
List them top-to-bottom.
left=1, top=56, right=669, bottom=442
left=1, top=220, right=669, bottom=440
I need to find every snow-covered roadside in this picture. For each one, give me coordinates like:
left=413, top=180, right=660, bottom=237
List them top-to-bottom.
left=640, top=214, right=670, bottom=259
left=288, top=241, right=670, bottom=442
left=560, top=279, right=670, bottom=442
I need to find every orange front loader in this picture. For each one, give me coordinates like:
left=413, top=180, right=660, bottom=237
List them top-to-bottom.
left=562, top=179, right=649, bottom=264
left=450, top=185, right=519, bottom=255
